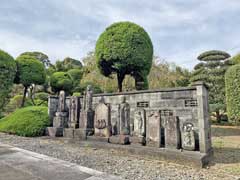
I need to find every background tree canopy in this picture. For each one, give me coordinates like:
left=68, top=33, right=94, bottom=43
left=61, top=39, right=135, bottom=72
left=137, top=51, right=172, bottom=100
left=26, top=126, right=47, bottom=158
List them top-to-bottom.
left=95, top=21, right=153, bottom=92
left=0, top=50, right=16, bottom=117
left=191, top=50, right=231, bottom=122
left=15, top=55, right=46, bottom=106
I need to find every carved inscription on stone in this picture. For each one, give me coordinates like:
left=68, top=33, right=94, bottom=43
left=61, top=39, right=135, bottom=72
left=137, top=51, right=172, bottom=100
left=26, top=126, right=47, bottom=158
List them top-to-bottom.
left=119, top=96, right=130, bottom=135
left=94, top=98, right=111, bottom=137
left=133, top=109, right=146, bottom=137
left=146, top=111, right=161, bottom=147
left=165, top=116, right=180, bottom=149
left=182, top=122, right=195, bottom=151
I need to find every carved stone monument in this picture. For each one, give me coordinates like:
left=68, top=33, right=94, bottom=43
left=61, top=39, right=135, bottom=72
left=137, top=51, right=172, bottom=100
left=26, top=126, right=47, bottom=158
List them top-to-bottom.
left=78, top=85, right=94, bottom=139
left=47, top=90, right=68, bottom=137
left=68, top=96, right=80, bottom=129
left=119, top=96, right=130, bottom=135
left=94, top=97, right=111, bottom=137
left=146, top=111, right=161, bottom=147
left=165, top=116, right=180, bottom=149
left=182, top=122, right=195, bottom=151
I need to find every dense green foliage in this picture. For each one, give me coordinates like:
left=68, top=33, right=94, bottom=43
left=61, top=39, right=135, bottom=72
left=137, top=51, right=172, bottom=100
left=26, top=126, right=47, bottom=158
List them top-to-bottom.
left=95, top=21, right=153, bottom=91
left=0, top=50, right=17, bottom=117
left=191, top=50, right=231, bottom=122
left=19, top=52, right=51, bottom=67
left=230, top=53, right=240, bottom=65
left=15, top=55, right=46, bottom=106
left=15, top=55, right=46, bottom=87
left=55, top=57, right=82, bottom=72
left=225, top=65, right=240, bottom=124
left=67, top=68, right=83, bottom=90
left=50, top=72, right=73, bottom=93
left=5, top=95, right=33, bottom=115
left=0, top=106, right=50, bottom=136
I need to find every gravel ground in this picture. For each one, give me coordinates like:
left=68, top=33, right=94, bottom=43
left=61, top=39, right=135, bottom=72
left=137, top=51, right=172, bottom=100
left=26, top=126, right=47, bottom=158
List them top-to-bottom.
left=0, top=129, right=239, bottom=180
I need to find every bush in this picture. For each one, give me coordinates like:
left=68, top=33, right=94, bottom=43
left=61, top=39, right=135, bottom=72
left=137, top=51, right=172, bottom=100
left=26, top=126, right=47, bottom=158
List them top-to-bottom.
left=95, top=21, right=153, bottom=91
left=0, top=50, right=16, bottom=116
left=15, top=55, right=46, bottom=87
left=225, top=64, right=240, bottom=124
left=50, top=72, right=73, bottom=93
left=34, top=92, right=48, bottom=106
left=5, top=95, right=33, bottom=115
left=0, top=106, right=50, bottom=136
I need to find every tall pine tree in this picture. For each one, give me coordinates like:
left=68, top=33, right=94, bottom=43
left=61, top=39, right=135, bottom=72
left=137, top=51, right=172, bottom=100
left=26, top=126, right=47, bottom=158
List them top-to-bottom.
left=191, top=50, right=232, bottom=122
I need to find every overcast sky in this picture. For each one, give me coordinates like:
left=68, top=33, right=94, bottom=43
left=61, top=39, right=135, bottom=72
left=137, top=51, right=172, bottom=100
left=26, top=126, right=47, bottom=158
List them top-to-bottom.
left=0, top=0, right=240, bottom=69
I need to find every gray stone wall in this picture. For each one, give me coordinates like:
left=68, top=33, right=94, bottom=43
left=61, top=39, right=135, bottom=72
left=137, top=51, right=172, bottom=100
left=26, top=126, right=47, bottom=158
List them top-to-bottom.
left=48, top=83, right=212, bottom=154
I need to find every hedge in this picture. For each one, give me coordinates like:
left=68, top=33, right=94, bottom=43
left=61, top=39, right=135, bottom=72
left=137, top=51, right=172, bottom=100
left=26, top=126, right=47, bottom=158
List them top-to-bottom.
left=225, top=64, right=240, bottom=124
left=0, top=106, right=50, bottom=136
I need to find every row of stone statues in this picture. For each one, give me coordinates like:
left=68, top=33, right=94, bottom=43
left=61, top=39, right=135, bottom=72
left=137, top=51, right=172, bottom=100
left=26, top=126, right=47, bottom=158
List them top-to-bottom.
left=49, top=86, right=196, bottom=151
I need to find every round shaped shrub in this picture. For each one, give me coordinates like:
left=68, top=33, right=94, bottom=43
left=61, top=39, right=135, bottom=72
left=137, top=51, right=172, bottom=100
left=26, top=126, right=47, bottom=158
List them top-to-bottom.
left=95, top=21, right=153, bottom=91
left=0, top=50, right=16, bottom=115
left=15, top=55, right=46, bottom=87
left=225, top=64, right=240, bottom=124
left=50, top=72, right=73, bottom=93
left=0, top=106, right=50, bottom=136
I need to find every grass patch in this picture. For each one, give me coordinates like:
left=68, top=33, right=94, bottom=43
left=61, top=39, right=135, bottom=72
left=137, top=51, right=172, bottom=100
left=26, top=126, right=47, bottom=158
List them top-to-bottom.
left=0, top=106, right=50, bottom=137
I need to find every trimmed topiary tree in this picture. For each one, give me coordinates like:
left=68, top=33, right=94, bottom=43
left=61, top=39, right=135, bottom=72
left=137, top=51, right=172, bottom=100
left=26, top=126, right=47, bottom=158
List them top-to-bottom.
left=95, top=21, right=153, bottom=92
left=0, top=50, right=16, bottom=117
left=191, top=50, right=231, bottom=123
left=15, top=55, right=46, bottom=107
left=225, top=64, right=240, bottom=124
left=67, top=68, right=83, bottom=89
left=50, top=72, right=73, bottom=94
left=0, top=106, right=50, bottom=136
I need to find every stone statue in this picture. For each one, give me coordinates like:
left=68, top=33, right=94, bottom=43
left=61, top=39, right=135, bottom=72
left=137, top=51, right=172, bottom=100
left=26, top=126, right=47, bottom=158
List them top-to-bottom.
left=84, top=85, right=93, bottom=111
left=57, top=90, right=66, bottom=112
left=69, top=96, right=79, bottom=128
left=119, top=96, right=130, bottom=135
left=134, top=110, right=145, bottom=136
left=182, top=122, right=195, bottom=151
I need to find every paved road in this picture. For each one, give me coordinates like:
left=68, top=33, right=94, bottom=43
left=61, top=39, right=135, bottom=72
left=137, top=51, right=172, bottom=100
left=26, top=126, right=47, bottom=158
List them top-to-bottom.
left=0, top=143, right=121, bottom=180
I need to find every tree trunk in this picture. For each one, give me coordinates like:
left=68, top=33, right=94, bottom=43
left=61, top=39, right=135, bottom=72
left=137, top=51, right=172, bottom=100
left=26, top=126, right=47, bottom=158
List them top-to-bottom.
left=117, top=73, right=125, bottom=92
left=21, top=86, right=28, bottom=107
left=216, top=110, right=221, bottom=124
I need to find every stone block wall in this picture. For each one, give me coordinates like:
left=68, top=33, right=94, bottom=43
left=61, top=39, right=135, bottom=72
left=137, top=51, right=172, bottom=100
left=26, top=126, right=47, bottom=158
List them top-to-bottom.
left=48, top=83, right=212, bottom=154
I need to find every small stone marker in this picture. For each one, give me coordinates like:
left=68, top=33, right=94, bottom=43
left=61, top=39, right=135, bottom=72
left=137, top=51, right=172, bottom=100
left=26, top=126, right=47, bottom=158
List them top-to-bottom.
left=119, top=96, right=130, bottom=135
left=94, top=97, right=111, bottom=137
left=133, top=109, right=146, bottom=137
left=146, top=111, right=161, bottom=147
left=165, top=116, right=180, bottom=149
left=182, top=122, right=195, bottom=151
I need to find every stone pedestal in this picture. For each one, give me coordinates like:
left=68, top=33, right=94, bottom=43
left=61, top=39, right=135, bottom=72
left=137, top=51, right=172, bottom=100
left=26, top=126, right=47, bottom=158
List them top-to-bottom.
left=79, top=110, right=94, bottom=137
left=48, top=112, right=68, bottom=137
left=46, top=127, right=63, bottom=137
left=109, top=135, right=130, bottom=145
left=130, top=136, right=146, bottom=145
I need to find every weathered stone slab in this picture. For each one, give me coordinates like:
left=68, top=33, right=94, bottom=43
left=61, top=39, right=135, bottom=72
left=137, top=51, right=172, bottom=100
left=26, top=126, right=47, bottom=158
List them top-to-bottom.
left=161, top=92, right=174, bottom=99
left=68, top=96, right=80, bottom=128
left=119, top=96, right=130, bottom=135
left=94, top=98, right=111, bottom=137
left=133, top=109, right=146, bottom=137
left=146, top=111, right=161, bottom=147
left=53, top=112, right=68, bottom=128
left=165, top=116, right=180, bottom=149
left=182, top=122, right=196, bottom=151
left=46, top=127, right=63, bottom=137
left=63, top=128, right=74, bottom=138
left=74, top=129, right=87, bottom=140
left=109, top=135, right=130, bottom=145
left=130, top=136, right=146, bottom=145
